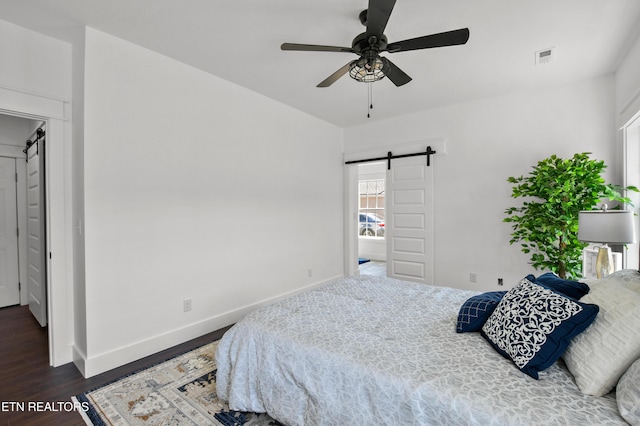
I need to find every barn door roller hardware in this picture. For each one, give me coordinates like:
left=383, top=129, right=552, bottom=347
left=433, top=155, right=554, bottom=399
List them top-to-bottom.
left=23, top=128, right=46, bottom=161
left=345, top=146, right=436, bottom=170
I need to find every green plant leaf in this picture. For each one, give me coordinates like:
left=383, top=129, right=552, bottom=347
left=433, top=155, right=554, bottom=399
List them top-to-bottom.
left=504, top=152, right=634, bottom=279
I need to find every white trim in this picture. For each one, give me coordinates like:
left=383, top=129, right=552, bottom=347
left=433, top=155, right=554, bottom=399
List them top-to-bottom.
left=0, top=82, right=71, bottom=105
left=0, top=86, right=66, bottom=120
left=620, top=87, right=640, bottom=121
left=621, top=110, right=640, bottom=270
left=622, top=111, right=640, bottom=189
left=0, top=144, right=26, bottom=158
left=0, top=148, right=29, bottom=306
left=16, top=159, right=28, bottom=306
left=343, top=166, right=359, bottom=277
left=78, top=274, right=343, bottom=378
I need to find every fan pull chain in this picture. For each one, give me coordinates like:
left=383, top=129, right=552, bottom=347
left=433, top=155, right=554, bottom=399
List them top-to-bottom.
left=367, top=83, right=373, bottom=118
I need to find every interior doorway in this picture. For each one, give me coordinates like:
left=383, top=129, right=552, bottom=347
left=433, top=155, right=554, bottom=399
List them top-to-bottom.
left=0, top=85, right=71, bottom=368
left=0, top=113, right=49, bottom=352
left=344, top=140, right=441, bottom=283
left=352, top=157, right=435, bottom=283
left=357, top=162, right=387, bottom=275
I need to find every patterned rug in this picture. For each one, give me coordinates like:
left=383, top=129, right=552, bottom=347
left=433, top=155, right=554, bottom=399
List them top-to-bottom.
left=74, top=340, right=283, bottom=426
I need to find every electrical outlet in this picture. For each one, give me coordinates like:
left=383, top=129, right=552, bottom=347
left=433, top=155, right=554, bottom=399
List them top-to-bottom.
left=308, top=268, right=313, bottom=278
left=469, top=272, right=477, bottom=283
left=498, top=278, right=504, bottom=286
left=183, top=298, right=192, bottom=312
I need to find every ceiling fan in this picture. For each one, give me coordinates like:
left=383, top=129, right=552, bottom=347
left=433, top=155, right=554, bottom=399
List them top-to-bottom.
left=281, top=0, right=470, bottom=88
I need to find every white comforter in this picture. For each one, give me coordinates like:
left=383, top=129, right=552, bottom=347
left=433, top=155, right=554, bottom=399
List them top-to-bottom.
left=215, top=275, right=626, bottom=425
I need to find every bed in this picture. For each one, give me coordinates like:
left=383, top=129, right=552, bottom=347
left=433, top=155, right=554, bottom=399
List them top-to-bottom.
left=215, top=272, right=640, bottom=425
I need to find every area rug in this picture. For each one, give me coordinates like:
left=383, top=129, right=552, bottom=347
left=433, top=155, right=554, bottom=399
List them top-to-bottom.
left=73, top=340, right=283, bottom=426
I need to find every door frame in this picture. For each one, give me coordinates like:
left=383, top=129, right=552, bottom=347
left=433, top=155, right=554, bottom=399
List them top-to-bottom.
left=0, top=85, right=73, bottom=367
left=343, top=138, right=446, bottom=278
left=0, top=141, right=28, bottom=306
left=0, top=156, right=20, bottom=307
left=344, top=165, right=359, bottom=277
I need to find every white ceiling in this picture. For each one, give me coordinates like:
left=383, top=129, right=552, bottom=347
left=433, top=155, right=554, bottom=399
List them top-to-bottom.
left=2, top=0, right=640, bottom=128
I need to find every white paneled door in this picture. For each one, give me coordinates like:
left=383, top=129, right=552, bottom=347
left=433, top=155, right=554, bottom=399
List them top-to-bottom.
left=27, top=141, right=47, bottom=327
left=385, top=156, right=434, bottom=284
left=0, top=157, right=20, bottom=308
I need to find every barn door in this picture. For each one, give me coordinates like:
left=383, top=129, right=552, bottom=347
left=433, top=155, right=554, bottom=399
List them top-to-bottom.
left=27, top=137, right=47, bottom=327
left=385, top=156, right=434, bottom=284
left=0, top=157, right=20, bottom=308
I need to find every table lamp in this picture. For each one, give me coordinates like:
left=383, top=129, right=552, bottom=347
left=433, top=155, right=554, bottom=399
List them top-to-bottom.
left=578, top=206, right=637, bottom=278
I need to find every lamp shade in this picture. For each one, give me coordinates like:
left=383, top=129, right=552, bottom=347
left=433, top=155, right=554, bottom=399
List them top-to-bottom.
left=578, top=209, right=637, bottom=244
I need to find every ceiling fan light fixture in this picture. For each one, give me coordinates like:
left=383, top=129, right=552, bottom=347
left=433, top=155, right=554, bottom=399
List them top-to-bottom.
left=349, top=57, right=385, bottom=83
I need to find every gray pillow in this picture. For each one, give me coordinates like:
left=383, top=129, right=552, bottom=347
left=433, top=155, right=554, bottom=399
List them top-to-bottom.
left=563, top=280, right=640, bottom=396
left=618, top=357, right=640, bottom=426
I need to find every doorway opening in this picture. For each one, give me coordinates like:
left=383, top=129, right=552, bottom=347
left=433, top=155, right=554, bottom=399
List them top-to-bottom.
left=0, top=85, right=71, bottom=368
left=0, top=114, right=48, bottom=332
left=345, top=143, right=437, bottom=284
left=357, top=162, right=387, bottom=276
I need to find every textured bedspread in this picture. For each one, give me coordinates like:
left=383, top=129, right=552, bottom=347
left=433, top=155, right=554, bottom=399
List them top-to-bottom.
left=215, top=275, right=626, bottom=425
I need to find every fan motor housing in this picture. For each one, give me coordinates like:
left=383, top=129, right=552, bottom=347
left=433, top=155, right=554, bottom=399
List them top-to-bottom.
left=352, top=32, right=388, bottom=54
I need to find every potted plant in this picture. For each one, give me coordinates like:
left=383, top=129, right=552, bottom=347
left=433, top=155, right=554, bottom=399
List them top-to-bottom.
left=504, top=152, right=636, bottom=279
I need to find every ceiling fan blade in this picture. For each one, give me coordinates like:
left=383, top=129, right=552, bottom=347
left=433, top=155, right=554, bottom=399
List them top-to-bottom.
left=365, top=0, right=396, bottom=39
left=386, top=28, right=470, bottom=53
left=281, top=43, right=355, bottom=53
left=381, top=57, right=411, bottom=87
left=317, top=62, right=353, bottom=87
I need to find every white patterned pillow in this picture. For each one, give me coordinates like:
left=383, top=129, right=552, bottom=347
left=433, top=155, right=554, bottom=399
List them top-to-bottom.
left=563, top=281, right=640, bottom=396
left=618, top=357, right=640, bottom=426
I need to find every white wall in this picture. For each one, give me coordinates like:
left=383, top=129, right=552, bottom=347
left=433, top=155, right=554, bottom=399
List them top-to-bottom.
left=0, top=19, right=71, bottom=100
left=80, top=28, right=344, bottom=376
left=616, top=29, right=640, bottom=127
left=345, top=75, right=617, bottom=292
left=0, top=115, right=30, bottom=147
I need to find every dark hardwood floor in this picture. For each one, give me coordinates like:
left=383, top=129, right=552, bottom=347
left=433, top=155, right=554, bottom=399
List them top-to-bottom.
left=0, top=304, right=231, bottom=425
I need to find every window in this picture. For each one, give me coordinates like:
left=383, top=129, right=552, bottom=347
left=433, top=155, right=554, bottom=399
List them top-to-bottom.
left=623, top=111, right=640, bottom=269
left=359, top=179, right=385, bottom=238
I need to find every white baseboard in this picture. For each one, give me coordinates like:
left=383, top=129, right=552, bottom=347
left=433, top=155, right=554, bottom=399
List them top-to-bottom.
left=75, top=274, right=343, bottom=378
left=73, top=346, right=87, bottom=376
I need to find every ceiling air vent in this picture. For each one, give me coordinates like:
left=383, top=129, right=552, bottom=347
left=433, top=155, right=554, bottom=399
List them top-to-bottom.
left=535, top=47, right=555, bottom=65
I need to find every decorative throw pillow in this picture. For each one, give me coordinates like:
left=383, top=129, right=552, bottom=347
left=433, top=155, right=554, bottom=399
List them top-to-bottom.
left=595, top=269, right=640, bottom=293
left=534, top=272, right=590, bottom=300
left=481, top=277, right=599, bottom=379
left=563, top=281, right=640, bottom=396
left=456, top=291, right=507, bottom=333
left=618, top=357, right=640, bottom=426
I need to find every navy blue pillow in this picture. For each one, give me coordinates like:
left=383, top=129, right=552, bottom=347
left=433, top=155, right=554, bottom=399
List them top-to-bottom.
left=534, top=272, right=590, bottom=300
left=481, top=277, right=599, bottom=379
left=456, top=291, right=507, bottom=333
